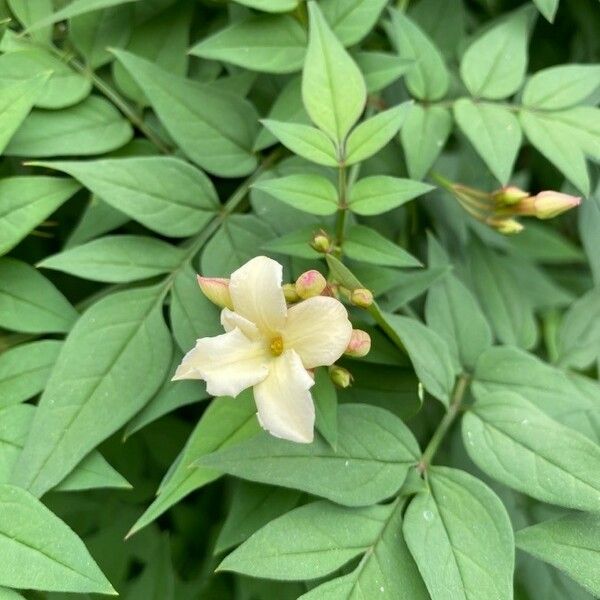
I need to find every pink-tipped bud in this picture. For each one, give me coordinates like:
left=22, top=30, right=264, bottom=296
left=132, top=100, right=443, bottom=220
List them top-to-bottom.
left=492, top=186, right=529, bottom=206
left=530, top=191, right=582, bottom=219
left=494, top=218, right=524, bottom=235
left=311, top=230, right=331, bottom=253
left=295, top=270, right=327, bottom=299
left=197, top=275, right=233, bottom=309
left=283, top=283, right=300, bottom=303
left=351, top=288, right=374, bottom=308
left=344, top=329, right=371, bottom=358
left=329, top=365, right=353, bottom=388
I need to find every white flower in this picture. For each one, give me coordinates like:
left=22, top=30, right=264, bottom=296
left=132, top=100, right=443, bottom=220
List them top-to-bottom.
left=173, top=256, right=353, bottom=443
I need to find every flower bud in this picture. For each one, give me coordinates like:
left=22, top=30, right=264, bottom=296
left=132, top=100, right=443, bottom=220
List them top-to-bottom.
left=492, top=186, right=529, bottom=206
left=530, top=191, right=581, bottom=219
left=493, top=218, right=524, bottom=235
left=311, top=229, right=331, bottom=253
left=295, top=270, right=327, bottom=299
left=197, top=275, right=233, bottom=309
left=282, top=283, right=300, bottom=303
left=351, top=288, right=374, bottom=308
left=344, top=329, right=371, bottom=358
left=329, top=365, right=353, bottom=388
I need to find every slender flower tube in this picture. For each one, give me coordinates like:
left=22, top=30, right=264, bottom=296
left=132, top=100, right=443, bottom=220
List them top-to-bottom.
left=174, top=257, right=353, bottom=443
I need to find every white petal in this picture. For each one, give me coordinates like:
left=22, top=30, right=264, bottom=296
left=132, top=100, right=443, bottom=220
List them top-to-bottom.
left=229, top=256, right=287, bottom=336
left=283, top=296, right=353, bottom=369
left=221, top=308, right=260, bottom=340
left=173, top=328, right=270, bottom=397
left=253, top=350, right=315, bottom=444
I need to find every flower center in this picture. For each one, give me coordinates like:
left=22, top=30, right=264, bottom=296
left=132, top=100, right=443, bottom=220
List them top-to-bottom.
left=269, top=336, right=284, bottom=356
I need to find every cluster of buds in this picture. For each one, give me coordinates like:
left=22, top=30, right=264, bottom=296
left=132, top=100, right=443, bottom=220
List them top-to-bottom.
left=438, top=176, right=581, bottom=235
left=196, top=269, right=373, bottom=390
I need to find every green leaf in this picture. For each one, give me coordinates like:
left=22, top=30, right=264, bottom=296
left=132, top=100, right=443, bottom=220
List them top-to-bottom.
left=7, top=0, right=53, bottom=42
left=25, top=0, right=140, bottom=31
left=233, top=0, right=298, bottom=10
left=321, top=0, right=388, bottom=46
left=533, top=0, right=559, bottom=22
left=302, top=2, right=366, bottom=145
left=111, top=4, right=190, bottom=106
left=70, top=5, right=133, bottom=69
left=460, top=6, right=535, bottom=99
left=388, top=9, right=449, bottom=101
left=190, top=15, right=306, bottom=74
left=0, top=48, right=91, bottom=109
left=111, top=49, right=258, bottom=177
left=355, top=51, right=412, bottom=93
left=523, top=64, right=600, bottom=110
left=0, top=74, right=50, bottom=154
left=6, top=96, right=133, bottom=157
left=453, top=99, right=522, bottom=185
left=344, top=103, right=412, bottom=165
left=400, top=104, right=452, bottom=180
left=543, top=107, right=600, bottom=162
left=520, top=109, right=590, bottom=196
left=261, top=120, right=338, bottom=166
left=31, top=157, right=218, bottom=237
left=252, top=174, right=338, bottom=216
left=349, top=175, right=433, bottom=216
left=0, top=176, right=80, bottom=255
left=580, top=184, right=600, bottom=285
left=201, top=215, right=276, bottom=276
left=343, top=225, right=422, bottom=268
left=262, top=226, right=323, bottom=260
left=39, top=235, right=185, bottom=283
left=425, top=237, right=492, bottom=371
left=467, top=241, right=537, bottom=349
left=0, top=258, right=78, bottom=334
left=380, top=267, right=451, bottom=312
left=11, top=284, right=172, bottom=498
left=557, top=288, right=600, bottom=370
left=383, top=313, right=457, bottom=406
left=0, top=340, right=62, bottom=409
left=473, top=345, right=600, bottom=443
left=125, top=351, right=208, bottom=439
left=313, top=367, right=337, bottom=449
left=463, top=390, right=600, bottom=512
left=127, top=393, right=260, bottom=537
left=200, top=404, right=420, bottom=507
left=55, top=450, right=131, bottom=492
left=404, top=467, right=514, bottom=600
left=215, top=480, right=301, bottom=555
left=0, top=484, right=115, bottom=594
left=299, top=498, right=428, bottom=599
left=219, top=500, right=393, bottom=579
left=516, top=513, right=600, bottom=597
left=0, top=586, right=25, bottom=599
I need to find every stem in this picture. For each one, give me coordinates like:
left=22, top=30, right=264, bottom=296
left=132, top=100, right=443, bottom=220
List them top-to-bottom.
left=335, top=164, right=348, bottom=246
left=417, top=374, right=470, bottom=473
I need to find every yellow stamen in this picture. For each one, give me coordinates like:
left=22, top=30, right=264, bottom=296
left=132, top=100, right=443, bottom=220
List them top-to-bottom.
left=269, top=336, right=284, bottom=356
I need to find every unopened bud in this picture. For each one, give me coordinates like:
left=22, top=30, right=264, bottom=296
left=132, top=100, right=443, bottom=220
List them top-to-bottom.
left=492, top=186, right=529, bottom=206
left=530, top=191, right=581, bottom=219
left=494, top=218, right=524, bottom=235
left=311, top=230, right=331, bottom=253
left=295, top=270, right=327, bottom=299
left=197, top=275, right=233, bottom=309
left=282, top=283, right=300, bottom=303
left=351, top=288, right=373, bottom=308
left=344, top=329, right=371, bottom=358
left=329, top=365, right=353, bottom=388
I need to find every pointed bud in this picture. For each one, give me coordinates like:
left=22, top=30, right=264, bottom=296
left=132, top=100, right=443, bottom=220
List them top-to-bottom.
left=492, top=186, right=529, bottom=206
left=530, top=191, right=582, bottom=219
left=494, top=218, right=524, bottom=235
left=311, top=229, right=332, bottom=253
left=295, top=270, right=327, bottom=299
left=197, top=275, right=233, bottom=309
left=282, top=283, right=300, bottom=303
left=351, top=288, right=374, bottom=308
left=344, top=329, right=371, bottom=358
left=329, top=365, right=353, bottom=388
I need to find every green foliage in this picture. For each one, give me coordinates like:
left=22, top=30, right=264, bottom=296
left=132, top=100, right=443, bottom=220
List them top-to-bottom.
left=0, top=0, right=598, bottom=596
